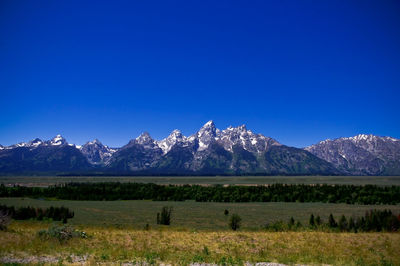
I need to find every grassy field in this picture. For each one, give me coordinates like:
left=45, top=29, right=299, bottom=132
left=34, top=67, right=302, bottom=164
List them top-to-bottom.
left=1, top=175, right=400, bottom=186
left=2, top=177, right=400, bottom=265
left=1, top=198, right=400, bottom=230
left=1, top=222, right=399, bottom=265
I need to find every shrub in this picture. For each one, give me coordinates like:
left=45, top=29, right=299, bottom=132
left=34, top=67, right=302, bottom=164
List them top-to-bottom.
left=0, top=205, right=74, bottom=222
left=157, top=206, right=172, bottom=225
left=0, top=210, right=11, bottom=231
left=229, top=214, right=242, bottom=231
left=288, top=217, right=295, bottom=228
left=266, top=221, right=287, bottom=232
left=295, top=221, right=302, bottom=228
left=144, top=223, right=150, bottom=230
left=38, top=224, right=87, bottom=242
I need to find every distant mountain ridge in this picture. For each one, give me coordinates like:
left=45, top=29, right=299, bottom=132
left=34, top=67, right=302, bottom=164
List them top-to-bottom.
left=0, top=122, right=399, bottom=175
left=305, top=134, right=400, bottom=175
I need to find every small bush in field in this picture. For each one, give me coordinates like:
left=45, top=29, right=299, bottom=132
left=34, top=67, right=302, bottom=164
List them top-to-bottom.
left=0, top=210, right=11, bottom=231
left=229, top=214, right=242, bottom=231
left=38, top=224, right=87, bottom=242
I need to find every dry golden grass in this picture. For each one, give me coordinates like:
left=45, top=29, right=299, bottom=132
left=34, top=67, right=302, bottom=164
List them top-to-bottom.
left=1, top=222, right=400, bottom=265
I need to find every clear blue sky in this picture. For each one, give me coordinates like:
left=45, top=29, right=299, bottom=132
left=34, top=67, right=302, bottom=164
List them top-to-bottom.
left=1, top=0, right=399, bottom=148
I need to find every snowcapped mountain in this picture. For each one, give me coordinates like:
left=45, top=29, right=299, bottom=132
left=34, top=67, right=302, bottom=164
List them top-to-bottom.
left=130, top=120, right=337, bottom=175
left=194, top=120, right=218, bottom=151
left=156, top=121, right=280, bottom=155
left=1, top=124, right=398, bottom=175
left=217, top=124, right=281, bottom=153
left=157, top=129, right=188, bottom=154
left=107, top=132, right=163, bottom=171
left=135, top=132, right=161, bottom=150
left=0, top=134, right=91, bottom=173
left=47, top=134, right=67, bottom=146
left=305, top=134, right=400, bottom=175
left=2, top=135, right=73, bottom=150
left=80, top=139, right=117, bottom=164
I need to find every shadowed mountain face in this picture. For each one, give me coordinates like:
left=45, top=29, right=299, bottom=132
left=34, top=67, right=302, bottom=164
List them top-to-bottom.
left=0, top=123, right=398, bottom=175
left=305, top=134, right=400, bottom=175
left=0, top=136, right=92, bottom=174
left=80, top=139, right=117, bottom=165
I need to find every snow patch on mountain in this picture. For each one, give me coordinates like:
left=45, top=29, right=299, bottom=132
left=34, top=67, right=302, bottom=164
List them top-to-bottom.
left=195, top=120, right=217, bottom=151
left=218, top=124, right=280, bottom=153
left=157, top=129, right=188, bottom=154
left=49, top=134, right=67, bottom=146
left=305, top=134, right=400, bottom=175
left=80, top=139, right=117, bottom=164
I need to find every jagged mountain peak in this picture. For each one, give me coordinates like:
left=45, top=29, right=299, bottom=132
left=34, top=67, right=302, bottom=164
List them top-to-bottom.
left=198, top=120, right=216, bottom=133
left=203, top=120, right=215, bottom=127
left=196, top=121, right=218, bottom=151
left=218, top=124, right=280, bottom=153
left=225, top=124, right=247, bottom=132
left=157, top=129, right=188, bottom=154
left=169, top=129, right=183, bottom=138
left=135, top=132, right=154, bottom=145
left=49, top=134, right=67, bottom=146
left=345, top=134, right=399, bottom=144
left=346, top=134, right=376, bottom=142
left=27, top=138, right=44, bottom=148
left=81, top=138, right=116, bottom=164
left=83, top=139, right=107, bottom=148
left=88, top=139, right=102, bottom=145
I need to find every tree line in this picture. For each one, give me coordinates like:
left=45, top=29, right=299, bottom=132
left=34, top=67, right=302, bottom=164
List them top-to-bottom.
left=1, top=182, right=400, bottom=204
left=0, top=205, right=74, bottom=223
left=265, top=209, right=400, bottom=232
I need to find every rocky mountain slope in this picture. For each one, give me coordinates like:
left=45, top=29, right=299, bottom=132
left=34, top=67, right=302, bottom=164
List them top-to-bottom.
left=1, top=123, right=398, bottom=175
left=305, top=134, right=400, bottom=175
left=0, top=135, right=92, bottom=174
left=80, top=139, right=117, bottom=164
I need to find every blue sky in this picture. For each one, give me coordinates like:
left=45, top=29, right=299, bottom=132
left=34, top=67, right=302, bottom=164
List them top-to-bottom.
left=1, top=0, right=399, bottom=148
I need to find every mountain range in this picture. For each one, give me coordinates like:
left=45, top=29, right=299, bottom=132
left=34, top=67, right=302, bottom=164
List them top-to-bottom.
left=0, top=121, right=399, bottom=176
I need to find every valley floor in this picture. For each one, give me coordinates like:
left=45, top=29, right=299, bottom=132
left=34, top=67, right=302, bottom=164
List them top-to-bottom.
left=2, top=175, right=400, bottom=187
left=1, top=177, right=400, bottom=265
left=2, top=198, right=400, bottom=230
left=1, top=222, right=399, bottom=265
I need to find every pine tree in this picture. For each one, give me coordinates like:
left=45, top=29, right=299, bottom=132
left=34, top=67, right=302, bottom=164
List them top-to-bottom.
left=158, top=207, right=172, bottom=225
left=309, top=214, right=315, bottom=227
left=328, top=214, right=337, bottom=228
left=315, top=215, right=321, bottom=226
left=338, top=215, right=348, bottom=231
left=349, top=217, right=355, bottom=232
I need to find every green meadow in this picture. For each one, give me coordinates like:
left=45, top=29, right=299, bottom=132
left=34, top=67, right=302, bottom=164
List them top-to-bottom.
left=1, top=197, right=400, bottom=230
